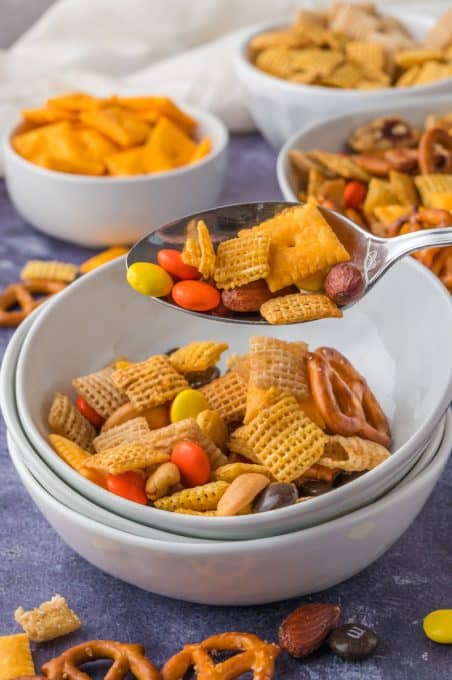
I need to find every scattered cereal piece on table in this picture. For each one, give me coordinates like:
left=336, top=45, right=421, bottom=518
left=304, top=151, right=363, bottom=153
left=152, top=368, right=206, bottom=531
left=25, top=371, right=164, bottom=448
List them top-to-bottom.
left=20, top=260, right=78, bottom=283
left=15, top=594, right=81, bottom=642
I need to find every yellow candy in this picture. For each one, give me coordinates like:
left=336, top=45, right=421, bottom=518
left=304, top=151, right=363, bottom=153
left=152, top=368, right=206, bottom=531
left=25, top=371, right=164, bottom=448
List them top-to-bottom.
left=127, top=262, right=173, bottom=297
left=297, top=270, right=328, bottom=292
left=170, top=388, right=209, bottom=423
left=423, top=610, right=452, bottom=644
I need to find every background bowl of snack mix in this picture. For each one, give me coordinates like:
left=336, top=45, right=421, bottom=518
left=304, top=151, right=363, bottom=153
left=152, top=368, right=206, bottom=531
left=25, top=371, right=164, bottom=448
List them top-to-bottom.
left=235, top=5, right=452, bottom=148
left=3, top=95, right=228, bottom=247
left=276, top=95, right=452, bottom=292
left=8, top=254, right=452, bottom=540
left=6, top=404, right=452, bottom=604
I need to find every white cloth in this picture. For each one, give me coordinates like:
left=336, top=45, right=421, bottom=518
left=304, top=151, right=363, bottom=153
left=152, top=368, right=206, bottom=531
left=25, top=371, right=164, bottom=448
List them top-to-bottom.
left=0, top=0, right=447, bottom=174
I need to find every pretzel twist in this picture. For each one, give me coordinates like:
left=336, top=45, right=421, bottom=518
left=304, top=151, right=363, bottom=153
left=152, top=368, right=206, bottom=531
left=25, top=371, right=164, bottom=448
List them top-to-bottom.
left=419, top=128, right=452, bottom=174
left=387, top=208, right=452, bottom=290
left=0, top=279, right=66, bottom=327
left=307, top=348, right=391, bottom=448
left=162, top=632, right=279, bottom=680
left=41, top=640, right=161, bottom=680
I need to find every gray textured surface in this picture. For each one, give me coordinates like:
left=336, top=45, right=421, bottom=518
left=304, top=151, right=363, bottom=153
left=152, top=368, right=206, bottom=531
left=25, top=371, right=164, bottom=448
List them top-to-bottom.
left=0, top=134, right=451, bottom=678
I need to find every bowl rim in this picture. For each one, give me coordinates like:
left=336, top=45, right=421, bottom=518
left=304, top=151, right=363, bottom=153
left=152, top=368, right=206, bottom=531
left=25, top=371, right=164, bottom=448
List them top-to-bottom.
left=234, top=13, right=452, bottom=97
left=276, top=94, right=452, bottom=202
left=3, top=102, right=229, bottom=184
left=11, top=253, right=452, bottom=533
left=9, top=406, right=452, bottom=554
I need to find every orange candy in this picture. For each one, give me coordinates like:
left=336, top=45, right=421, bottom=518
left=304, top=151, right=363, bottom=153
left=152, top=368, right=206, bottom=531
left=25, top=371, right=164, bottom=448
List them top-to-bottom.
left=344, top=181, right=367, bottom=210
left=157, top=249, right=200, bottom=280
left=172, top=280, right=220, bottom=311
left=75, top=395, right=104, bottom=428
left=171, top=440, right=211, bottom=487
left=107, top=471, right=147, bottom=504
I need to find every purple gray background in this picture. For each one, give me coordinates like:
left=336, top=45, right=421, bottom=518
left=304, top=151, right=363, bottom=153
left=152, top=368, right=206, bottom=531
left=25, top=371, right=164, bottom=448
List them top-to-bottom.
left=0, top=135, right=451, bottom=678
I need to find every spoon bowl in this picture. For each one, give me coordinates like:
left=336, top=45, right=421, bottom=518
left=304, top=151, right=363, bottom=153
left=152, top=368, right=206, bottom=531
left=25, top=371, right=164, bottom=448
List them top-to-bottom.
left=127, top=202, right=452, bottom=324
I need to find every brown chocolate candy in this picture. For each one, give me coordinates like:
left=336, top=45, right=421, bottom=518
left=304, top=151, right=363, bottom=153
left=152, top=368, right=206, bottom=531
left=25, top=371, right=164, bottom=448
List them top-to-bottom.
left=185, top=365, right=220, bottom=389
left=298, top=480, right=332, bottom=497
left=253, top=483, right=298, bottom=513
left=328, top=623, right=379, bottom=660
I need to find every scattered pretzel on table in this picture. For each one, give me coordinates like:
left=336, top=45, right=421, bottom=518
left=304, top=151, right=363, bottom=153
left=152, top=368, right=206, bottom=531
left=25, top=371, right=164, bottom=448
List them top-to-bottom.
left=0, top=280, right=66, bottom=328
left=307, top=347, right=391, bottom=448
left=161, top=632, right=280, bottom=680
left=40, top=640, right=161, bottom=680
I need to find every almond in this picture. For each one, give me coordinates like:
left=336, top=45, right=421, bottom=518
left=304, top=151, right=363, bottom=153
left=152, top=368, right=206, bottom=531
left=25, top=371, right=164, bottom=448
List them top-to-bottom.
left=221, top=280, right=295, bottom=312
left=278, top=603, right=341, bottom=658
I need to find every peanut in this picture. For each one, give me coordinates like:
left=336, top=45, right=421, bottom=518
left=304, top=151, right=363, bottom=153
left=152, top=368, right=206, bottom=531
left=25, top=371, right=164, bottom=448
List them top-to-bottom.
left=324, top=263, right=365, bottom=306
left=146, top=462, right=181, bottom=500
left=216, top=473, right=270, bottom=516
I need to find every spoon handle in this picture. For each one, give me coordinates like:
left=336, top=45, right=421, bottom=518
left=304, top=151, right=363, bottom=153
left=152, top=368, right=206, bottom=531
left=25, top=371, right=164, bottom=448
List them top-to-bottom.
left=386, top=226, right=452, bottom=260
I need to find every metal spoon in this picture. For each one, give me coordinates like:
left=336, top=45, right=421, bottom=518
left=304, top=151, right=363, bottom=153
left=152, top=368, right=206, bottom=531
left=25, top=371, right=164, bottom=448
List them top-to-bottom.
left=127, top=202, right=452, bottom=325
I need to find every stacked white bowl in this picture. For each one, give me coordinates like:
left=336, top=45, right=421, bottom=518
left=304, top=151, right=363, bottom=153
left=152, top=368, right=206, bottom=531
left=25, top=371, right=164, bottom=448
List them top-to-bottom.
left=1, top=256, right=452, bottom=605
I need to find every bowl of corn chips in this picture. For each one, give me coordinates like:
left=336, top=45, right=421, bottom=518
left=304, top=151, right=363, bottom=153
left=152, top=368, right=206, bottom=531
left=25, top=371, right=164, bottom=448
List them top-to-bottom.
left=235, top=4, right=452, bottom=148
left=3, top=93, right=228, bottom=247
left=276, top=95, right=452, bottom=292
left=8, top=253, right=452, bottom=540
left=6, top=386, right=452, bottom=603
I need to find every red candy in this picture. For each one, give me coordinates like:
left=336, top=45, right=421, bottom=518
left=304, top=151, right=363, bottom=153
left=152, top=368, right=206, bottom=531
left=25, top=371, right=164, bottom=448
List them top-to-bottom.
left=344, top=181, right=367, bottom=210
left=157, top=249, right=200, bottom=280
left=172, top=280, right=220, bottom=311
left=75, top=395, right=104, bottom=428
left=171, top=440, right=211, bottom=487
left=106, top=471, right=147, bottom=505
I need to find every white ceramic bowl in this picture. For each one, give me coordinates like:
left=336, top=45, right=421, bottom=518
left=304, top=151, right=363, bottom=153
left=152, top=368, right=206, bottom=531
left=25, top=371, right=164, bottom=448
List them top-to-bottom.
left=235, top=12, right=451, bottom=148
left=277, top=96, right=452, bottom=201
left=3, top=105, right=228, bottom=247
left=11, top=255, right=452, bottom=539
left=2, top=309, right=446, bottom=545
left=0, top=312, right=212, bottom=544
left=8, top=409, right=451, bottom=604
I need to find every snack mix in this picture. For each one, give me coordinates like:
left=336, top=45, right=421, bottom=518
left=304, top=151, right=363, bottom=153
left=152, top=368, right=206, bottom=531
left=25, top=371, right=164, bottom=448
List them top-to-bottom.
left=249, top=4, right=452, bottom=90
left=12, top=93, right=211, bottom=176
left=289, top=112, right=452, bottom=290
left=127, top=202, right=362, bottom=322
left=0, top=249, right=128, bottom=328
left=47, top=337, right=391, bottom=515
left=1, top=596, right=385, bottom=678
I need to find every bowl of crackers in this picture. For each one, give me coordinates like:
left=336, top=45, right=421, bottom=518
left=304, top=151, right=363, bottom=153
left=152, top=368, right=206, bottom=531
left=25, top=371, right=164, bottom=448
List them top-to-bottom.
left=235, top=3, right=452, bottom=148
left=3, top=92, right=228, bottom=247
left=276, top=96, right=452, bottom=292
left=4, top=233, right=452, bottom=541
left=2, top=306, right=451, bottom=602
